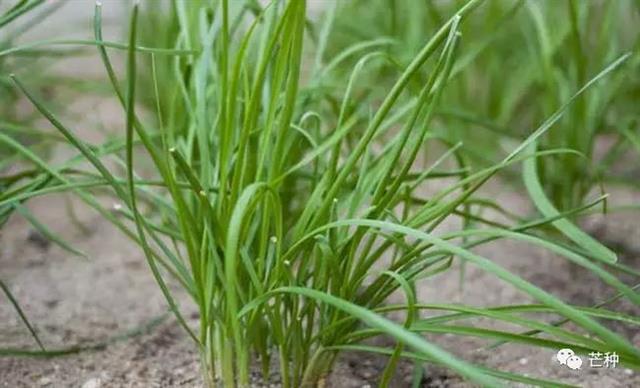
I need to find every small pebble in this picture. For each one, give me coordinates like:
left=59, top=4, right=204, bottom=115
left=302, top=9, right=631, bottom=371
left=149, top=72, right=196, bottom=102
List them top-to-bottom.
left=518, top=357, right=528, bottom=366
left=38, top=377, right=51, bottom=387
left=82, top=378, right=101, bottom=388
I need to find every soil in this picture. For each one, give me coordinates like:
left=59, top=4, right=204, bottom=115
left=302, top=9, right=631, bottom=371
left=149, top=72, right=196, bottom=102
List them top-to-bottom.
left=2, top=1, right=640, bottom=387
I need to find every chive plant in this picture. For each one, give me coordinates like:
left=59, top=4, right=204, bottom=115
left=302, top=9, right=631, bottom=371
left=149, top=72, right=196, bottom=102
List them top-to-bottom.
left=2, top=0, right=640, bottom=387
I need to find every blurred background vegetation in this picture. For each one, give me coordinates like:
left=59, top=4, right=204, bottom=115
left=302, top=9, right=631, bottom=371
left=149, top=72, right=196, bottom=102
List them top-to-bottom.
left=326, top=0, right=640, bottom=212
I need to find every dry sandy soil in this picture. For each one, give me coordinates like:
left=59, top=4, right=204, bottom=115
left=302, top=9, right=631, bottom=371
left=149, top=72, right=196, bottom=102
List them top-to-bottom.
left=2, top=1, right=640, bottom=387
